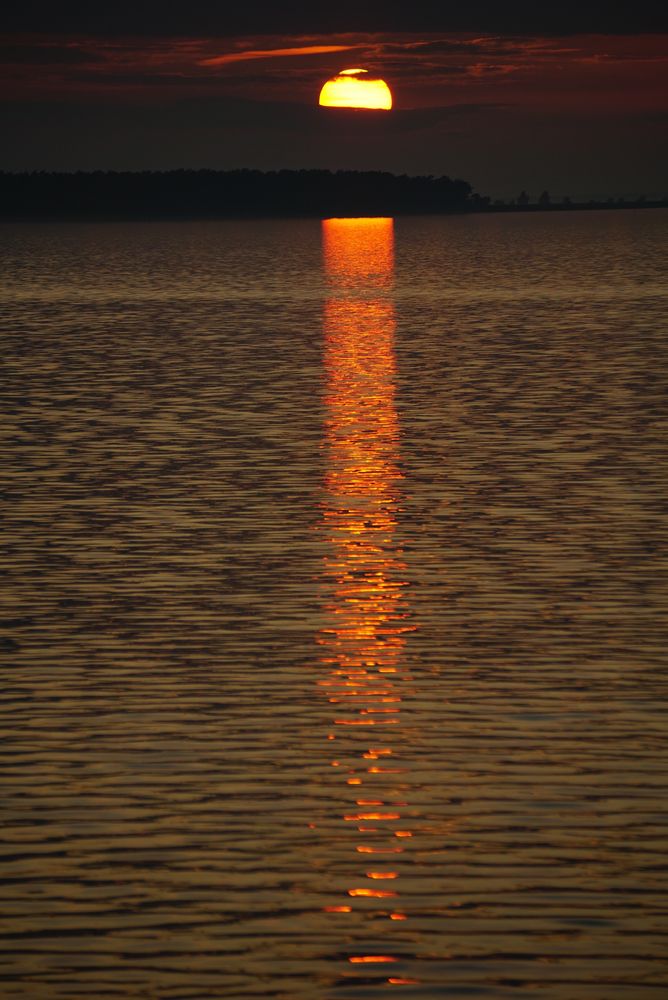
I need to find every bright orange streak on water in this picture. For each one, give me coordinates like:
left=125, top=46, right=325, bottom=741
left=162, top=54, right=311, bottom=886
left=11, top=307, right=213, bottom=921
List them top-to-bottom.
left=320, top=216, right=414, bottom=930
left=320, top=218, right=406, bottom=693
left=334, top=719, right=385, bottom=725
left=344, top=813, right=401, bottom=821
left=357, top=846, right=404, bottom=853
left=348, top=888, right=398, bottom=898
left=349, top=955, right=398, bottom=963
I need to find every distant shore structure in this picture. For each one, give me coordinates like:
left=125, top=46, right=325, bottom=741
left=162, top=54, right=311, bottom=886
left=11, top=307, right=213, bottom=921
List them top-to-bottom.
left=319, top=69, right=393, bottom=111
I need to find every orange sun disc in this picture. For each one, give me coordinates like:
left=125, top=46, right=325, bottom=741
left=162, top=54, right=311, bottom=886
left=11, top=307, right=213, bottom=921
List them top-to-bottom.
left=319, top=68, right=392, bottom=110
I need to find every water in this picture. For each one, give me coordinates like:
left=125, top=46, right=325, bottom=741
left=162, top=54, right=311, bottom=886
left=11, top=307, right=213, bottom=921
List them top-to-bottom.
left=1, top=210, right=667, bottom=999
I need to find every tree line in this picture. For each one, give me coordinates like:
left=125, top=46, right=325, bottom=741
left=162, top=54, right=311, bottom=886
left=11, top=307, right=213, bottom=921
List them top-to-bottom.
left=0, top=169, right=482, bottom=219
left=1, top=171, right=663, bottom=219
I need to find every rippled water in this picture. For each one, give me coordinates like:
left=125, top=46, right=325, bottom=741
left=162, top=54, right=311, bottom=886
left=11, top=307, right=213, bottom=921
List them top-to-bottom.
left=2, top=210, right=667, bottom=999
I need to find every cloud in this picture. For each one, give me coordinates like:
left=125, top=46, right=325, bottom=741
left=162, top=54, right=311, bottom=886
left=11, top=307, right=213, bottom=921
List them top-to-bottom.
left=0, top=42, right=97, bottom=64
left=199, top=44, right=356, bottom=67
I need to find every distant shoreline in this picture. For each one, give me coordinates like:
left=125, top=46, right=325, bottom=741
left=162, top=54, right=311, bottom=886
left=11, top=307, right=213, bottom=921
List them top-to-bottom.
left=1, top=169, right=665, bottom=221
left=483, top=201, right=668, bottom=214
left=2, top=204, right=665, bottom=223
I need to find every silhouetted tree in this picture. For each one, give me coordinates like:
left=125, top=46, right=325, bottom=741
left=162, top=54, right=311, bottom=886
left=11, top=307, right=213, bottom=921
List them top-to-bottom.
left=517, top=190, right=530, bottom=207
left=538, top=190, right=551, bottom=207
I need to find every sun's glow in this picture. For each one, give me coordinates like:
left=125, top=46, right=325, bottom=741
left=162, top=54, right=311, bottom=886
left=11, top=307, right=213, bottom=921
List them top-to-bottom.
left=319, top=68, right=392, bottom=110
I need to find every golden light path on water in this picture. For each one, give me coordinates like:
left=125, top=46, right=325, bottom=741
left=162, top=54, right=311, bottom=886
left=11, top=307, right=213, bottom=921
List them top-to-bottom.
left=318, top=218, right=419, bottom=987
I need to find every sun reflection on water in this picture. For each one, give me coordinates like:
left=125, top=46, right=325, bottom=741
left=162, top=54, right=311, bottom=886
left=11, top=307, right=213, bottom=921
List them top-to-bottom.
left=318, top=217, right=417, bottom=983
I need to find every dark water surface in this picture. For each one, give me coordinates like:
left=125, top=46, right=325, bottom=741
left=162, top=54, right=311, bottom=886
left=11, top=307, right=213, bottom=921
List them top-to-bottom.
left=2, top=210, right=667, bottom=999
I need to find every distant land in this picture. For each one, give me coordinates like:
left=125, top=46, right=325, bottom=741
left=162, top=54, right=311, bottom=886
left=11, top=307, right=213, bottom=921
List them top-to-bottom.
left=1, top=170, right=666, bottom=220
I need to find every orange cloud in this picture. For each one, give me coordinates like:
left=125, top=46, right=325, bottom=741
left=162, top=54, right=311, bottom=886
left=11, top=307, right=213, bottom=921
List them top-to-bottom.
left=199, top=45, right=355, bottom=67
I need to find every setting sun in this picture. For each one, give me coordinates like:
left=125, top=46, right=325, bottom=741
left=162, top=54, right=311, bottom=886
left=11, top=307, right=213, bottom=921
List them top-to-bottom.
left=319, top=69, right=393, bottom=110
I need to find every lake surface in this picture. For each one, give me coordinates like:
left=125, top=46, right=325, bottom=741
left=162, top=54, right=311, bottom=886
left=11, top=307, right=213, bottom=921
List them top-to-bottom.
left=2, top=210, right=667, bottom=999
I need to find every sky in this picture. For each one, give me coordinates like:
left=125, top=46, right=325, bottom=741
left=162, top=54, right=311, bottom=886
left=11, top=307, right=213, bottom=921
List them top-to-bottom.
left=2, top=2, right=667, bottom=199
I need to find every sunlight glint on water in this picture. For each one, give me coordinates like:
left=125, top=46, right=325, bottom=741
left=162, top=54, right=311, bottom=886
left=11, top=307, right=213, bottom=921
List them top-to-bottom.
left=320, top=219, right=416, bottom=985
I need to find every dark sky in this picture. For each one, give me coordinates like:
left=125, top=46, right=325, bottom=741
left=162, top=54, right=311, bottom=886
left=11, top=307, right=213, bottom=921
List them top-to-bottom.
left=4, top=1, right=667, bottom=35
left=2, top=2, right=667, bottom=198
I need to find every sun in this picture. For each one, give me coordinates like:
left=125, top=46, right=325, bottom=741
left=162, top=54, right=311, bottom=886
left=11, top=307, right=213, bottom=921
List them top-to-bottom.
left=319, top=69, right=393, bottom=111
